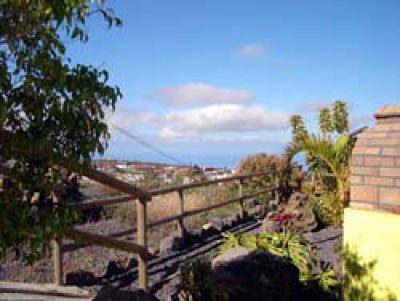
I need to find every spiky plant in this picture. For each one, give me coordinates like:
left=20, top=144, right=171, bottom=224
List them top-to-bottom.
left=285, top=133, right=354, bottom=204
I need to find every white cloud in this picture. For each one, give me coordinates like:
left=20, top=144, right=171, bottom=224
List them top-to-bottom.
left=235, top=44, right=266, bottom=59
left=155, top=82, right=254, bottom=107
left=299, top=101, right=332, bottom=112
left=106, top=104, right=289, bottom=143
left=158, top=104, right=289, bottom=140
left=105, top=107, right=160, bottom=143
left=106, top=108, right=157, bottom=129
left=158, top=128, right=191, bottom=140
left=200, top=134, right=288, bottom=144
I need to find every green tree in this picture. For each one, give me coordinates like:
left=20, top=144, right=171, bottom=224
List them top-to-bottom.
left=0, top=1, right=122, bottom=262
left=333, top=100, right=349, bottom=134
left=286, top=101, right=354, bottom=225
left=288, top=101, right=352, bottom=187
left=319, top=107, right=334, bottom=138
left=289, top=115, right=308, bottom=144
left=286, top=133, right=355, bottom=203
left=237, top=153, right=280, bottom=190
left=238, top=153, right=281, bottom=174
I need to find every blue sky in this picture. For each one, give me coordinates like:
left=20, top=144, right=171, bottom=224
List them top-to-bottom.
left=68, top=0, right=400, bottom=167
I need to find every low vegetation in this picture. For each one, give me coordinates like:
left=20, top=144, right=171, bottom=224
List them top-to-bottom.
left=286, top=101, right=354, bottom=225
left=309, top=193, right=343, bottom=226
left=178, top=231, right=339, bottom=301
left=219, top=231, right=338, bottom=293
left=179, top=260, right=231, bottom=301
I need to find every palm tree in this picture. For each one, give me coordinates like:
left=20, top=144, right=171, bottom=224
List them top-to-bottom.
left=333, top=100, right=349, bottom=134
left=319, top=107, right=334, bottom=140
left=289, top=115, right=308, bottom=144
left=285, top=133, right=354, bottom=203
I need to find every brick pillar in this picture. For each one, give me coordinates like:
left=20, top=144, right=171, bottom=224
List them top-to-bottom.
left=346, top=105, right=400, bottom=298
left=350, top=105, right=400, bottom=212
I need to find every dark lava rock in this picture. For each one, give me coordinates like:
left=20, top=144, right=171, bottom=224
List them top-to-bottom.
left=270, top=192, right=318, bottom=233
left=247, top=204, right=262, bottom=217
left=229, top=214, right=240, bottom=226
left=221, top=216, right=234, bottom=230
left=211, top=217, right=224, bottom=232
left=261, top=218, right=281, bottom=233
left=201, top=223, right=220, bottom=238
left=304, top=226, right=343, bottom=276
left=186, top=228, right=202, bottom=243
left=159, top=236, right=183, bottom=254
left=212, top=246, right=251, bottom=268
left=214, top=251, right=301, bottom=301
left=103, top=260, right=126, bottom=279
left=66, top=270, right=97, bottom=286
left=93, top=286, right=159, bottom=301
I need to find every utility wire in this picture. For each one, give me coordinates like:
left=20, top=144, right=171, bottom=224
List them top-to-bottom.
left=109, top=122, right=189, bottom=166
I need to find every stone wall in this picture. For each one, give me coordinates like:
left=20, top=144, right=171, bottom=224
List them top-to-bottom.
left=350, top=105, right=400, bottom=212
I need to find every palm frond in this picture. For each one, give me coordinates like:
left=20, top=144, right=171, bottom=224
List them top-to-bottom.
left=301, top=135, right=337, bottom=174
left=283, top=142, right=302, bottom=164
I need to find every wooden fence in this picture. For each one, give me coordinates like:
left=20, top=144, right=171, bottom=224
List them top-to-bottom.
left=0, top=128, right=279, bottom=293
left=2, top=162, right=277, bottom=291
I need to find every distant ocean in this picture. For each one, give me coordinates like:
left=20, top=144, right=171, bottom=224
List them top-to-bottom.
left=98, top=151, right=306, bottom=169
left=97, top=153, right=240, bottom=169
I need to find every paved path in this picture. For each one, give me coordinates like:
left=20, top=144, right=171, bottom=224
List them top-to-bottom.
left=86, top=219, right=262, bottom=300
left=88, top=221, right=342, bottom=300
left=0, top=282, right=92, bottom=301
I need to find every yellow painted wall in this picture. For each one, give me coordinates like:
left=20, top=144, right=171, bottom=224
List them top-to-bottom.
left=344, top=208, right=400, bottom=298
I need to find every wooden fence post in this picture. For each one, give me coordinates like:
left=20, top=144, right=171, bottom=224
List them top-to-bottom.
left=274, top=169, right=280, bottom=204
left=311, top=173, right=316, bottom=194
left=238, top=179, right=246, bottom=218
left=178, top=189, right=186, bottom=241
left=137, top=196, right=148, bottom=291
left=53, top=237, right=63, bottom=286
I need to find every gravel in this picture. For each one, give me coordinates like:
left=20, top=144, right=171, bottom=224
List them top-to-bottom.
left=0, top=216, right=343, bottom=300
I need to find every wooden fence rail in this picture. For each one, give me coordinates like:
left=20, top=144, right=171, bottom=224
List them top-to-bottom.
left=0, top=128, right=279, bottom=294
left=0, top=160, right=277, bottom=292
left=147, top=186, right=275, bottom=229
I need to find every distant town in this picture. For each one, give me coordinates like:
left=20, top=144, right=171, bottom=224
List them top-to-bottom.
left=93, top=159, right=235, bottom=188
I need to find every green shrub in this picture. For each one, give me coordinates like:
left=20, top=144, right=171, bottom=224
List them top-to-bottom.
left=309, top=193, right=342, bottom=227
left=219, top=231, right=339, bottom=295
left=178, top=260, right=231, bottom=301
